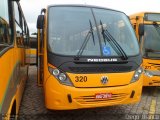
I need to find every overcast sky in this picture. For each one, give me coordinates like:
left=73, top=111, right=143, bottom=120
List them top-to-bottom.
left=20, top=0, right=160, bottom=34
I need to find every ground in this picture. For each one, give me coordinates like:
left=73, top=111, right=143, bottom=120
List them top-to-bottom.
left=18, top=66, right=160, bottom=120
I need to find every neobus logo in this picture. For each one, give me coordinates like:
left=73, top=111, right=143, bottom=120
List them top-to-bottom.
left=87, top=58, right=118, bottom=62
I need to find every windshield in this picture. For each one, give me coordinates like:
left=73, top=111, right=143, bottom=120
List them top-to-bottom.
left=48, top=6, right=139, bottom=57
left=142, top=24, right=160, bottom=58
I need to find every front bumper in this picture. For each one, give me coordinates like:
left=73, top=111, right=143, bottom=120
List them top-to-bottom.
left=44, top=76, right=142, bottom=110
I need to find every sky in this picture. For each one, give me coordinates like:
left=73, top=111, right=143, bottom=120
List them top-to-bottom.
left=20, top=0, right=160, bottom=34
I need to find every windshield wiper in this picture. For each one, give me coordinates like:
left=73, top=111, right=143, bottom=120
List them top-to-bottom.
left=75, top=20, right=95, bottom=60
left=100, top=20, right=128, bottom=60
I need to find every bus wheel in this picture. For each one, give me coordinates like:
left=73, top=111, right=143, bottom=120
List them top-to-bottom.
left=10, top=101, right=16, bottom=120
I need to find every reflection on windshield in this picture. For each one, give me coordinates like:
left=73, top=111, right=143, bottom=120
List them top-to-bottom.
left=48, top=6, right=139, bottom=57
left=0, top=17, right=10, bottom=44
left=76, top=20, right=96, bottom=58
left=100, top=20, right=128, bottom=60
left=142, top=25, right=160, bottom=58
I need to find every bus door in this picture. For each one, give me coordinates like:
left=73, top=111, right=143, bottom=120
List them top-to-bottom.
left=36, top=14, right=45, bottom=86
left=27, top=35, right=37, bottom=65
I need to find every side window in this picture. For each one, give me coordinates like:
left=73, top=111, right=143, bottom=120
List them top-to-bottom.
left=0, top=0, right=13, bottom=52
left=14, top=2, right=24, bottom=47
left=0, top=18, right=11, bottom=45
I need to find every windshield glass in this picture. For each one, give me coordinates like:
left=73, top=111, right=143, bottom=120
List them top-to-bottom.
left=48, top=6, right=139, bottom=57
left=142, top=25, right=160, bottom=58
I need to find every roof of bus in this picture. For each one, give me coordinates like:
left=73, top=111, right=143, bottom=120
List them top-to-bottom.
left=47, top=4, right=126, bottom=15
left=129, top=12, right=160, bottom=24
left=130, top=12, right=160, bottom=18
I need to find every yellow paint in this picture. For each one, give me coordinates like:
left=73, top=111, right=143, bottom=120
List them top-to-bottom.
left=0, top=48, right=14, bottom=106
left=26, top=48, right=36, bottom=64
left=29, top=49, right=36, bottom=55
left=68, top=71, right=134, bottom=88
left=44, top=72, right=143, bottom=110
left=149, top=99, right=156, bottom=114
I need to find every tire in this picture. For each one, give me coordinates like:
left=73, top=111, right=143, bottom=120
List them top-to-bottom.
left=10, top=101, right=16, bottom=120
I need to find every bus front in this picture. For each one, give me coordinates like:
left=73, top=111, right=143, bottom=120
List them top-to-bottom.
left=39, top=5, right=143, bottom=110
left=140, top=13, right=160, bottom=86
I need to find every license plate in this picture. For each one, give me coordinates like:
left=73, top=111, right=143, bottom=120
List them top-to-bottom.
left=95, top=93, right=112, bottom=99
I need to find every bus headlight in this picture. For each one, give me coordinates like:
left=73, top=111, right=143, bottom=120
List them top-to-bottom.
left=49, top=67, right=73, bottom=86
left=130, top=67, right=143, bottom=83
left=52, top=69, right=60, bottom=76
left=144, top=70, right=153, bottom=77
left=59, top=73, right=67, bottom=81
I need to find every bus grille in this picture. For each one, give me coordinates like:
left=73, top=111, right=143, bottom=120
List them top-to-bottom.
left=69, top=66, right=132, bottom=73
left=74, top=93, right=128, bottom=104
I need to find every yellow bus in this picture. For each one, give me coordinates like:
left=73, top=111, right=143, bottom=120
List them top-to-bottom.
left=0, top=0, right=30, bottom=119
left=36, top=5, right=143, bottom=110
left=130, top=12, right=160, bottom=86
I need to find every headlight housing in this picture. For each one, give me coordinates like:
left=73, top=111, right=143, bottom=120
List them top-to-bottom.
left=49, top=67, right=73, bottom=86
left=130, top=67, right=143, bottom=83
left=144, top=70, right=153, bottom=77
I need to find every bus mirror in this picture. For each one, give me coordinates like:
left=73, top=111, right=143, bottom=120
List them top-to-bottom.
left=37, top=15, right=44, bottom=29
left=138, top=24, right=144, bottom=36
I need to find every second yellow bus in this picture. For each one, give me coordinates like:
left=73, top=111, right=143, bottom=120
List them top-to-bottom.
left=130, top=12, right=160, bottom=86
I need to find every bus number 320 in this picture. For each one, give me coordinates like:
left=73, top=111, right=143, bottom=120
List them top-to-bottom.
left=75, top=76, right=87, bottom=82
